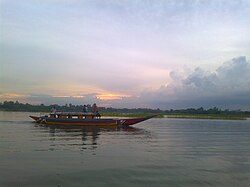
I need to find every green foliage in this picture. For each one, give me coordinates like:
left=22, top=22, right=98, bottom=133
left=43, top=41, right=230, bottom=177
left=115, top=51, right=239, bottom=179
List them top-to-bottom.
left=164, top=114, right=247, bottom=120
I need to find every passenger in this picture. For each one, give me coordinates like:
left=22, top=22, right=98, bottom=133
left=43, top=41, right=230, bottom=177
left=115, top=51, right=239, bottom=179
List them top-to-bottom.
left=92, top=103, right=98, bottom=113
left=92, top=103, right=100, bottom=118
left=87, top=104, right=91, bottom=112
left=83, top=105, right=88, bottom=113
left=51, top=106, right=57, bottom=114
left=96, top=112, right=101, bottom=119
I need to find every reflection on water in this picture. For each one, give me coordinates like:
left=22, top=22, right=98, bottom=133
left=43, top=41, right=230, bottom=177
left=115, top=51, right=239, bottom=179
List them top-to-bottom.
left=35, top=124, right=151, bottom=151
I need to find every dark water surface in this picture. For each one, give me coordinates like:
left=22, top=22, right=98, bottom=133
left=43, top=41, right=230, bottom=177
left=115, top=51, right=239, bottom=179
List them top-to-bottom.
left=0, top=112, right=250, bottom=187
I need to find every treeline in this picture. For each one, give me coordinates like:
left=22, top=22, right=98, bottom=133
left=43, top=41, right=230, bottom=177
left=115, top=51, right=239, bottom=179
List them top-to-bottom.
left=0, top=101, right=250, bottom=116
left=0, top=101, right=84, bottom=112
left=165, top=107, right=250, bottom=115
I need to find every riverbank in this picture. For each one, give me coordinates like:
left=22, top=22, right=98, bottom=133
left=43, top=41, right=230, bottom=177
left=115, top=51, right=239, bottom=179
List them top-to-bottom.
left=1, top=101, right=250, bottom=120
left=0, top=110, right=249, bottom=120
left=101, top=112, right=249, bottom=120
left=163, top=114, right=248, bottom=120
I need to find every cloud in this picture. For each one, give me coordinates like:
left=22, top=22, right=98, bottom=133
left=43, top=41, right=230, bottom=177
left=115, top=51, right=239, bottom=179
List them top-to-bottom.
left=2, top=0, right=250, bottom=100
left=1, top=56, right=249, bottom=110
left=132, top=56, right=250, bottom=109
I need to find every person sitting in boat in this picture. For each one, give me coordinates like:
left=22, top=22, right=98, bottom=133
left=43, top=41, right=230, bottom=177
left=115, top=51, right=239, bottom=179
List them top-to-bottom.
left=92, top=103, right=101, bottom=118
left=92, top=103, right=98, bottom=113
left=85, top=104, right=90, bottom=113
left=83, top=105, right=88, bottom=113
left=51, top=106, right=57, bottom=114
left=96, top=112, right=101, bottom=118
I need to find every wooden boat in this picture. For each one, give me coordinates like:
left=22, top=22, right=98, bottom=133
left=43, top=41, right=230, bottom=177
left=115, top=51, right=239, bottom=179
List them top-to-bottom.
left=30, top=112, right=156, bottom=127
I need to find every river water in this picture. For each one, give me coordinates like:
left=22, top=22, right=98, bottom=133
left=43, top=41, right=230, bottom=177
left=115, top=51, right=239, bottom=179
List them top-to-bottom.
left=0, top=111, right=250, bottom=186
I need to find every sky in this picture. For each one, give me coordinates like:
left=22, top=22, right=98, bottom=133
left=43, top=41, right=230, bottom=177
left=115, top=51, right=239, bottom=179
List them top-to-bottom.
left=1, top=0, right=250, bottom=109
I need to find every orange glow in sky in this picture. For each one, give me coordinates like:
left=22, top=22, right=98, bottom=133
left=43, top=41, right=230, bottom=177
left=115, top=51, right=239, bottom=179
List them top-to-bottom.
left=96, top=93, right=130, bottom=100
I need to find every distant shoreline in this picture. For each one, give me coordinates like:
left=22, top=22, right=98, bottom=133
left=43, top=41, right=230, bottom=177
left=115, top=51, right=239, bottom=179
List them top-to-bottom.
left=1, top=101, right=250, bottom=121
left=0, top=110, right=248, bottom=120
left=100, top=112, right=248, bottom=120
left=163, top=114, right=247, bottom=120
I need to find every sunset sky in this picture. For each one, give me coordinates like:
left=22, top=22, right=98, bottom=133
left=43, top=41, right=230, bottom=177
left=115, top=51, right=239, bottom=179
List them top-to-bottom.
left=1, top=0, right=250, bottom=109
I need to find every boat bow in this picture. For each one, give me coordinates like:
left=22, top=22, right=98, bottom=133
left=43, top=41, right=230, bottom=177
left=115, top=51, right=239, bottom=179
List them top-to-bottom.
left=118, top=115, right=157, bottom=126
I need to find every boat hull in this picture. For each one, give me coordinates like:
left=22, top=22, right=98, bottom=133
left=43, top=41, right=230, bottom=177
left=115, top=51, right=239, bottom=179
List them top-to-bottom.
left=29, top=115, right=156, bottom=127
